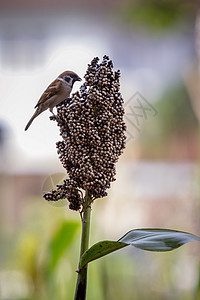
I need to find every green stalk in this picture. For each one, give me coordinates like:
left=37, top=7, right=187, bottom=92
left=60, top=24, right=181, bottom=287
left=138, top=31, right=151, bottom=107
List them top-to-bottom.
left=74, top=191, right=92, bottom=300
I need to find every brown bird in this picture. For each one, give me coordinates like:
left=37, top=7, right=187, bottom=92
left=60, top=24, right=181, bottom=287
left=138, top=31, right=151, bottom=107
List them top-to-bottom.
left=25, top=71, right=81, bottom=131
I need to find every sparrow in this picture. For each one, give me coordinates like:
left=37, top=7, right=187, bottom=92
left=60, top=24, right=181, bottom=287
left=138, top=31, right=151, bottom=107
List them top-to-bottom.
left=25, top=71, right=81, bottom=131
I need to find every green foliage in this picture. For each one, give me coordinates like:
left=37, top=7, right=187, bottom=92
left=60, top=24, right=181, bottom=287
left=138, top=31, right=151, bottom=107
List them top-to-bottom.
left=122, top=0, right=195, bottom=32
left=138, top=82, right=199, bottom=158
left=155, top=83, right=198, bottom=135
left=14, top=201, right=80, bottom=299
left=1, top=202, right=199, bottom=300
left=41, top=220, right=80, bottom=300
left=47, top=221, right=79, bottom=271
left=80, top=229, right=200, bottom=269
left=119, top=229, right=200, bottom=251
left=80, top=241, right=127, bottom=269
left=196, top=263, right=200, bottom=300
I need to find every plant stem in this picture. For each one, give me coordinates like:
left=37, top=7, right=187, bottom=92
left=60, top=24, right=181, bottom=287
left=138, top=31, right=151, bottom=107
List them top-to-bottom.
left=74, top=191, right=92, bottom=300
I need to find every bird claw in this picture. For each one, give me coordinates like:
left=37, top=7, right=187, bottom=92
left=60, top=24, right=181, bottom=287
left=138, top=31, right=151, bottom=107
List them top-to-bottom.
left=49, top=114, right=57, bottom=121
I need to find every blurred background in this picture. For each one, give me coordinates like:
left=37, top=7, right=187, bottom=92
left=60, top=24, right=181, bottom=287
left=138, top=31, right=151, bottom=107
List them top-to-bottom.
left=0, top=0, right=200, bottom=299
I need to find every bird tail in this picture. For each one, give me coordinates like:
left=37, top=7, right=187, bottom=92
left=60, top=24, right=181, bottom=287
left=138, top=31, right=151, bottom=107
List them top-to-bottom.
left=25, top=109, right=42, bottom=131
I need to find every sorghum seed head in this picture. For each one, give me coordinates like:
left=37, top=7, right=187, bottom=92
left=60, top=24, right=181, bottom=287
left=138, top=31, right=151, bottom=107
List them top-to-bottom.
left=43, top=55, right=126, bottom=211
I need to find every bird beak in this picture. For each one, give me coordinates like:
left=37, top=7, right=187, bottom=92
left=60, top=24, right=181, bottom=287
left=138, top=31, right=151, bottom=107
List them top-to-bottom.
left=77, top=76, right=82, bottom=81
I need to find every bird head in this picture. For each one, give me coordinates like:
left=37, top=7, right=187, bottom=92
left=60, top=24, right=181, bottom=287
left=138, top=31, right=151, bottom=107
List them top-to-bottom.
left=59, top=71, right=82, bottom=87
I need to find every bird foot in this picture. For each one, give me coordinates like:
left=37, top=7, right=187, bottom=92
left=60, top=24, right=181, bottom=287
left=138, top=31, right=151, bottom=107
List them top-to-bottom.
left=49, top=114, right=57, bottom=121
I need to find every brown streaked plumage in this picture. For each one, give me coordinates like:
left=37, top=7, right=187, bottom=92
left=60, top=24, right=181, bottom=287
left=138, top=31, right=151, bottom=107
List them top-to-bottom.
left=25, top=71, right=81, bottom=131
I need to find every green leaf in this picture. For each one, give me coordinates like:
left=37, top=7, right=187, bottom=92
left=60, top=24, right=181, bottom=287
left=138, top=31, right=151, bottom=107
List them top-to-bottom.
left=49, top=221, right=80, bottom=270
left=79, top=229, right=200, bottom=269
left=118, top=229, right=200, bottom=252
left=79, top=241, right=127, bottom=269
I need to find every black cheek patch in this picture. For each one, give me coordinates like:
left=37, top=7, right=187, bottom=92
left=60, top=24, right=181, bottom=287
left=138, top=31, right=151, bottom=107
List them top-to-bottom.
left=64, top=76, right=71, bottom=83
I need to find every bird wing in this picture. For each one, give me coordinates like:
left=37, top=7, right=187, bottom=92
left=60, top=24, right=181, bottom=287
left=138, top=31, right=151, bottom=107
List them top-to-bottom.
left=35, top=79, right=62, bottom=108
